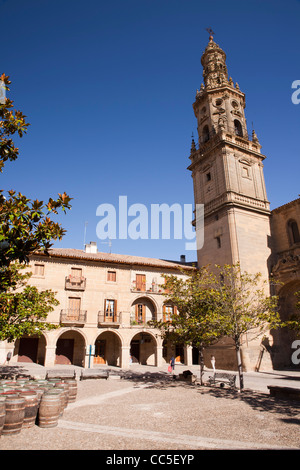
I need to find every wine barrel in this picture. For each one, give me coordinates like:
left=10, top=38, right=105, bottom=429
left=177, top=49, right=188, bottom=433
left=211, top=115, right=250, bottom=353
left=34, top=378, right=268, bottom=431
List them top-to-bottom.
left=64, top=379, right=77, bottom=403
left=54, top=382, right=70, bottom=408
left=19, top=391, right=39, bottom=428
left=38, top=393, right=61, bottom=428
left=2, top=396, right=26, bottom=435
left=0, top=397, right=6, bottom=436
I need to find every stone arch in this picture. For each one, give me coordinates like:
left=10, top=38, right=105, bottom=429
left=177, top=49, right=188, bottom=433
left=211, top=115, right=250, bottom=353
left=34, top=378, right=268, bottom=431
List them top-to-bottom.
left=234, top=119, right=243, bottom=137
left=202, top=125, right=210, bottom=142
left=287, top=219, right=300, bottom=245
left=130, top=296, right=157, bottom=325
left=55, top=329, right=86, bottom=367
left=93, top=329, right=123, bottom=367
left=130, top=331, right=158, bottom=366
left=14, top=333, right=47, bottom=365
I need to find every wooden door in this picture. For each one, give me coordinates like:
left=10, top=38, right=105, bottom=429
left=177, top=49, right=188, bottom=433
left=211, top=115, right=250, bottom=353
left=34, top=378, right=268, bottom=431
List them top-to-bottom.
left=136, top=274, right=146, bottom=291
left=68, top=297, right=81, bottom=319
left=104, top=299, right=117, bottom=322
left=135, top=303, right=145, bottom=323
left=55, top=339, right=74, bottom=365
left=94, top=340, right=106, bottom=365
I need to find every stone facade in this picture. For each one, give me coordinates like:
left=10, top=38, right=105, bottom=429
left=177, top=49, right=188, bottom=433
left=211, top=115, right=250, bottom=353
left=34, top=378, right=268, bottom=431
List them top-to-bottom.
left=188, top=35, right=300, bottom=371
left=270, top=198, right=300, bottom=368
left=0, top=244, right=198, bottom=369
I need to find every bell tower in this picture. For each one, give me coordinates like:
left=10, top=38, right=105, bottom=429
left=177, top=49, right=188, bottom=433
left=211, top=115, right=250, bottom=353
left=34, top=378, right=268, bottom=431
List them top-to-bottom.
left=188, top=33, right=272, bottom=280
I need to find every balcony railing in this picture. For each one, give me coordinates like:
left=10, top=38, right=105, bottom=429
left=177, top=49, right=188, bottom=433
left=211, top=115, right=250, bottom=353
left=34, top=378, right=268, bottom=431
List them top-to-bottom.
left=65, top=275, right=86, bottom=291
left=131, top=282, right=162, bottom=294
left=60, top=309, right=87, bottom=325
left=98, top=311, right=121, bottom=325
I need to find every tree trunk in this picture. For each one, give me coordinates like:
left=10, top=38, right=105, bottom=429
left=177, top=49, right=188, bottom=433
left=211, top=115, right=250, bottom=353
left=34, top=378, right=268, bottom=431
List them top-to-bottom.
left=235, top=340, right=244, bottom=390
left=198, top=346, right=205, bottom=386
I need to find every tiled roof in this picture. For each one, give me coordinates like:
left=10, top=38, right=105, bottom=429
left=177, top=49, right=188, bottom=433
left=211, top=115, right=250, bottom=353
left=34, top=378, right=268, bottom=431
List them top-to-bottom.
left=271, top=197, right=300, bottom=214
left=34, top=248, right=197, bottom=271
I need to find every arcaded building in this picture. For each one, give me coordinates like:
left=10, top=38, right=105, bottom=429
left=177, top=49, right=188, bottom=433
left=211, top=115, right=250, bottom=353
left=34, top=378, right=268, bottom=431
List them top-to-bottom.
left=0, top=243, right=195, bottom=368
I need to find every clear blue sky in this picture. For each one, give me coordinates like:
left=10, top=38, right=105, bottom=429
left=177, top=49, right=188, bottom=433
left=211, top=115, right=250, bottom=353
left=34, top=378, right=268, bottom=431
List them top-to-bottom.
left=1, top=0, right=300, bottom=262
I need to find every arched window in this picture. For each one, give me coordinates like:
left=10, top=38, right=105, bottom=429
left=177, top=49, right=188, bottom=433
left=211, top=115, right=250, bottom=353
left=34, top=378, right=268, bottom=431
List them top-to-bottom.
left=234, top=119, right=243, bottom=137
left=203, top=125, right=210, bottom=142
left=287, top=219, right=300, bottom=245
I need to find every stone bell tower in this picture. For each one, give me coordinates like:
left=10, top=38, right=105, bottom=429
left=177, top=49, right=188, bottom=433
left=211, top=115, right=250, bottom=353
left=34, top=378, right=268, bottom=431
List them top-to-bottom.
left=188, top=33, right=272, bottom=281
left=188, top=34, right=273, bottom=371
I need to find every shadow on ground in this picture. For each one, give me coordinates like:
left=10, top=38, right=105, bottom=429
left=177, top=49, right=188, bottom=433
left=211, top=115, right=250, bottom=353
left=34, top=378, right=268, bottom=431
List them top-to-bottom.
left=205, top=386, right=300, bottom=423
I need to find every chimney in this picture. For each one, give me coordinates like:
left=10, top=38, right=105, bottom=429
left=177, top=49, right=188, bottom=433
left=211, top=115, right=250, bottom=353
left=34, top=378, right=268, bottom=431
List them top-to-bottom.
left=85, top=241, right=97, bottom=254
left=180, top=255, right=186, bottom=264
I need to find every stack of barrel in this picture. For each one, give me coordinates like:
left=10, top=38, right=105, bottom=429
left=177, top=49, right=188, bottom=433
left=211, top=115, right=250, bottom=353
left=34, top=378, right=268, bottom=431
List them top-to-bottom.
left=0, top=377, right=77, bottom=436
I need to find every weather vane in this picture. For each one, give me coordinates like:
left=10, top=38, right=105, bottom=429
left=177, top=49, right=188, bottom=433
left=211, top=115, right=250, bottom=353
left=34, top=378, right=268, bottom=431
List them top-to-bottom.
left=206, top=27, right=215, bottom=40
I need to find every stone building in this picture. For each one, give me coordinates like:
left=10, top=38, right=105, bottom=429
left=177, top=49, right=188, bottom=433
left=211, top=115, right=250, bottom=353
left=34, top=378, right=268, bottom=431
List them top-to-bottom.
left=188, top=34, right=300, bottom=370
left=270, top=198, right=300, bottom=368
left=0, top=243, right=196, bottom=368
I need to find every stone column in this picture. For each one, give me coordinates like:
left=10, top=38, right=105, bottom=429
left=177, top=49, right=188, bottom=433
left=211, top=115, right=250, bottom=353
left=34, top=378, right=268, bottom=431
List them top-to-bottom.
left=44, top=345, right=56, bottom=367
left=185, top=345, right=193, bottom=366
left=121, top=346, right=130, bottom=369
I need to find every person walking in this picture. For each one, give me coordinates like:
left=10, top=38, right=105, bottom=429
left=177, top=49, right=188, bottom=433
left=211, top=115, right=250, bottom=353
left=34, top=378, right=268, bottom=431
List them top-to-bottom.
left=211, top=355, right=216, bottom=372
left=170, top=356, right=175, bottom=373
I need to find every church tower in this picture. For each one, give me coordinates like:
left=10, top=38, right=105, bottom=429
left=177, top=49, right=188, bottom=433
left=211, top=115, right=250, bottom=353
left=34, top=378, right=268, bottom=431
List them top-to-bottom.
left=188, top=34, right=272, bottom=280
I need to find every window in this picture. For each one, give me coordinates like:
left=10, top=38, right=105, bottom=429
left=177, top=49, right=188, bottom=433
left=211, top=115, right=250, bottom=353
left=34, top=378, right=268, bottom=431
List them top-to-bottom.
left=234, top=119, right=243, bottom=137
left=203, top=125, right=210, bottom=142
left=242, top=166, right=250, bottom=178
left=206, top=172, right=211, bottom=182
left=288, top=220, right=300, bottom=245
left=216, top=236, right=221, bottom=248
left=33, top=263, right=44, bottom=276
left=71, top=267, right=82, bottom=278
left=107, top=270, right=116, bottom=282
left=136, top=274, right=146, bottom=291
left=68, top=297, right=81, bottom=312
left=104, top=299, right=117, bottom=321
left=135, top=303, right=145, bottom=323
left=163, top=304, right=177, bottom=322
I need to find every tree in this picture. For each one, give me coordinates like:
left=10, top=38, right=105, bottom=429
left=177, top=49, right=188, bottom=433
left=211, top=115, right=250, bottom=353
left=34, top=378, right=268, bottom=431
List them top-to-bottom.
left=0, top=73, right=71, bottom=341
left=152, top=263, right=283, bottom=390
left=209, top=264, right=282, bottom=389
left=0, top=265, right=58, bottom=342
left=151, top=267, right=224, bottom=385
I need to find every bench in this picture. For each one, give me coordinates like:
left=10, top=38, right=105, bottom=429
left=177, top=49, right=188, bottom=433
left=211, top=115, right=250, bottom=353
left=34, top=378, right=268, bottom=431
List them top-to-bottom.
left=45, top=369, right=77, bottom=380
left=80, top=370, right=109, bottom=381
left=208, top=372, right=236, bottom=388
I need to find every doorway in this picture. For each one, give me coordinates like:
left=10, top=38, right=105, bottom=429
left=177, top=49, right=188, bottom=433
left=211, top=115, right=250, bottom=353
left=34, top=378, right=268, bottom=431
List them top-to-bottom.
left=18, top=338, right=39, bottom=363
left=55, top=338, right=74, bottom=365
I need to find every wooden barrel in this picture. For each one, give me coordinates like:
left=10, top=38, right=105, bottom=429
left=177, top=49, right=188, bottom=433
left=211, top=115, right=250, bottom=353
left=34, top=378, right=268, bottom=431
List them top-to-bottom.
left=64, top=380, right=77, bottom=403
left=54, top=382, right=70, bottom=408
left=26, top=385, right=44, bottom=403
left=45, top=389, right=64, bottom=416
left=0, top=391, right=20, bottom=398
left=19, top=391, right=39, bottom=428
left=38, top=393, right=61, bottom=428
left=2, top=396, right=25, bottom=435
left=0, top=397, right=6, bottom=436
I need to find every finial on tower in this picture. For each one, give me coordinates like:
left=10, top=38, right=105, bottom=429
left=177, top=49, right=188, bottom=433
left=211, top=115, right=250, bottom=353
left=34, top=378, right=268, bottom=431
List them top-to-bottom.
left=206, top=27, right=215, bottom=41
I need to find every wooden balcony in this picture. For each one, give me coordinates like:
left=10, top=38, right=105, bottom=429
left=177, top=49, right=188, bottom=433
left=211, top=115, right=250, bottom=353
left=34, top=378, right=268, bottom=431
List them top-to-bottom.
left=65, top=275, right=86, bottom=291
left=60, top=309, right=87, bottom=325
left=98, top=311, right=121, bottom=326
